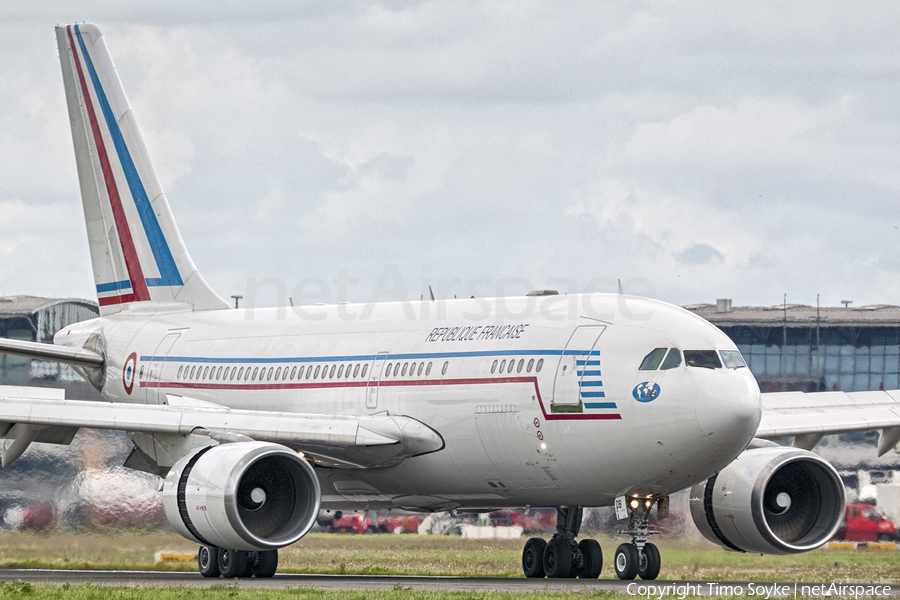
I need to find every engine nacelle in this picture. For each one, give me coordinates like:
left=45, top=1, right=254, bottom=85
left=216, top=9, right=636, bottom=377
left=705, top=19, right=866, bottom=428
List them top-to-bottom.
left=163, top=441, right=320, bottom=551
left=690, top=445, right=845, bottom=554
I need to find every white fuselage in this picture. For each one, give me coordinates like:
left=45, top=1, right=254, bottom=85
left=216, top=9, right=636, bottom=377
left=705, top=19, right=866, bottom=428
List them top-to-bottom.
left=57, top=293, right=762, bottom=511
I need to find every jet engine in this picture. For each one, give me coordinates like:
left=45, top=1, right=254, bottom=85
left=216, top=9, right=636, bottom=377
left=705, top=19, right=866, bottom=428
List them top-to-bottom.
left=162, top=441, right=320, bottom=551
left=690, top=445, right=845, bottom=554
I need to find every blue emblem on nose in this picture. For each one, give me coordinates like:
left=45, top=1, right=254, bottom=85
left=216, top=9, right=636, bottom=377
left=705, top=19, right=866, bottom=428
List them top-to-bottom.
left=633, top=382, right=660, bottom=402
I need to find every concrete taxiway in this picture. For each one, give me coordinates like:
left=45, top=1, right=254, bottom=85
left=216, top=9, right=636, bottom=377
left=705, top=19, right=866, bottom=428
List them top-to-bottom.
left=0, top=570, right=899, bottom=595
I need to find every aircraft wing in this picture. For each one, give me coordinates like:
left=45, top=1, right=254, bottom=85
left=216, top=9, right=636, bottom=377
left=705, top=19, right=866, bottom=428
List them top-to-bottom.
left=0, top=389, right=444, bottom=469
left=757, top=389, right=900, bottom=456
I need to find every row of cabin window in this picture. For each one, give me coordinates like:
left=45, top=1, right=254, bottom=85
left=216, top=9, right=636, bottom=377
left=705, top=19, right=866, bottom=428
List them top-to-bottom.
left=172, top=357, right=545, bottom=382
left=491, top=358, right=543, bottom=374
left=175, top=362, right=372, bottom=383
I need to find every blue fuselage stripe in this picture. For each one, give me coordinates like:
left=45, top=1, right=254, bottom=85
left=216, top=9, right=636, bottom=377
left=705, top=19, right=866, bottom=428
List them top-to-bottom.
left=141, top=348, right=595, bottom=363
left=580, top=391, right=606, bottom=398
left=584, top=402, right=616, bottom=409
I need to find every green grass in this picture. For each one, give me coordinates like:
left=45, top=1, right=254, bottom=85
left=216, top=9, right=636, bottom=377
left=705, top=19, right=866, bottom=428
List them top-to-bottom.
left=0, top=530, right=896, bottom=583
left=0, top=584, right=624, bottom=600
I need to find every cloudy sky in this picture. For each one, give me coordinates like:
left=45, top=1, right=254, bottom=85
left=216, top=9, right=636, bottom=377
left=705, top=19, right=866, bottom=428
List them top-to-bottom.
left=2, top=1, right=900, bottom=310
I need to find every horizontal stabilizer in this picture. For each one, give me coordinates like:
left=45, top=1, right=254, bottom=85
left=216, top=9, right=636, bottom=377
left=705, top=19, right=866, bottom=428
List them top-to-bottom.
left=0, top=338, right=103, bottom=369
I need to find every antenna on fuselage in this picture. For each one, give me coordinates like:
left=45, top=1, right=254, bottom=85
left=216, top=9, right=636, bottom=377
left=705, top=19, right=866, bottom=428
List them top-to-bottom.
left=617, top=279, right=624, bottom=295
left=428, top=285, right=436, bottom=302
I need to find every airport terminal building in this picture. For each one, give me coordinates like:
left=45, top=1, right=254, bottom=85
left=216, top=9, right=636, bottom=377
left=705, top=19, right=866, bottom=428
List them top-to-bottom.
left=686, top=300, right=900, bottom=394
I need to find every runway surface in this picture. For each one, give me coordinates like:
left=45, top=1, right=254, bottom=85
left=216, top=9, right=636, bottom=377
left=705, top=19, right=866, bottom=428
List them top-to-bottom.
left=1, top=569, right=899, bottom=595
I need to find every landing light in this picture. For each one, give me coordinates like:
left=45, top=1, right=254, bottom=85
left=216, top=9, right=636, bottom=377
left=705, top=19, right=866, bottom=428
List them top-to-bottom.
left=540, top=443, right=547, bottom=450
left=630, top=499, right=640, bottom=509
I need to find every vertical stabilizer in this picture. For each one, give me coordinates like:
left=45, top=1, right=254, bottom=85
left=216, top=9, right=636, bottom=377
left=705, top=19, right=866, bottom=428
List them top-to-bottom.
left=56, top=24, right=229, bottom=315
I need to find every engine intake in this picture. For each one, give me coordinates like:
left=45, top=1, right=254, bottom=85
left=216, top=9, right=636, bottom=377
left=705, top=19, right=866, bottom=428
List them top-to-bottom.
left=163, top=441, right=320, bottom=551
left=690, top=445, right=845, bottom=554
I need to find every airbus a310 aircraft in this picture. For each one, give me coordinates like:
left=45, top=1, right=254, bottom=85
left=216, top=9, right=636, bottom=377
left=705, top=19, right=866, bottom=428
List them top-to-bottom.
left=2, top=23, right=900, bottom=581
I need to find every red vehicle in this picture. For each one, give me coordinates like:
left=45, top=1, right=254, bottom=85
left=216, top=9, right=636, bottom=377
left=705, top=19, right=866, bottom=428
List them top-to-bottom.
left=835, top=503, right=899, bottom=542
left=318, top=511, right=422, bottom=534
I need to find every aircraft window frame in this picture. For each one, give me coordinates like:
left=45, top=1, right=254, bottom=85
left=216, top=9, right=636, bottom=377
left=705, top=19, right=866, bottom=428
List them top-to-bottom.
left=639, top=348, right=667, bottom=371
left=660, top=349, right=682, bottom=370
left=720, top=349, right=747, bottom=369
left=684, top=350, right=722, bottom=369
left=536, top=358, right=543, bottom=372
left=499, top=359, right=506, bottom=373
left=517, top=359, right=524, bottom=373
left=527, top=359, right=534, bottom=373
left=491, top=360, right=498, bottom=374
left=507, top=360, right=515, bottom=374
left=442, top=361, right=448, bottom=376
left=410, top=362, right=416, bottom=375
left=417, top=362, right=424, bottom=376
left=386, top=363, right=392, bottom=377
left=402, top=363, right=408, bottom=377
left=353, top=364, right=360, bottom=377
left=361, top=364, right=368, bottom=378
left=139, top=365, right=145, bottom=379
left=313, top=365, right=320, bottom=379
left=329, top=365, right=336, bottom=378
left=337, top=365, right=344, bottom=378
left=346, top=365, right=352, bottom=379
left=177, top=366, right=183, bottom=379
left=189, top=366, right=195, bottom=379
left=290, top=366, right=297, bottom=379
left=218, top=367, right=224, bottom=379
left=223, top=367, right=230, bottom=380
left=230, top=367, right=236, bottom=381
left=237, top=367, right=244, bottom=380
left=244, top=367, right=251, bottom=381
left=250, top=367, right=258, bottom=380
left=274, top=367, right=281, bottom=380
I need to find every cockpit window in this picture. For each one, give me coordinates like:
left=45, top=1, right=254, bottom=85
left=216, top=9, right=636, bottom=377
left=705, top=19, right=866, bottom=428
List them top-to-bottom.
left=639, top=348, right=667, bottom=370
left=660, top=349, right=682, bottom=370
left=684, top=350, right=722, bottom=369
left=720, top=350, right=747, bottom=369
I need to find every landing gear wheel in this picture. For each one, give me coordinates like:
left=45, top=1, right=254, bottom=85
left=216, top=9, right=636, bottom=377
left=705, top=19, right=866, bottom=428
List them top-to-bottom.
left=543, top=537, right=573, bottom=579
left=522, top=538, right=547, bottom=578
left=577, top=539, right=602, bottom=579
left=614, top=543, right=640, bottom=580
left=638, top=543, right=660, bottom=580
left=198, top=545, right=220, bottom=578
left=219, top=548, right=252, bottom=578
left=251, top=550, right=279, bottom=578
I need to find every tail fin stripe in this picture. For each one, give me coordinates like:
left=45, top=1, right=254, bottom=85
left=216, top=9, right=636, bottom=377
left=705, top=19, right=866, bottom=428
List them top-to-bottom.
left=72, top=25, right=183, bottom=289
left=66, top=26, right=151, bottom=303
left=96, top=280, right=132, bottom=293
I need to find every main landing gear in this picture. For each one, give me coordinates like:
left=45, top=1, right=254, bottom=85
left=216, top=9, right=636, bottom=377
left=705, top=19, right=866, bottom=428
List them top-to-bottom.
left=521, top=498, right=665, bottom=580
left=522, top=507, right=603, bottom=579
left=198, top=546, right=278, bottom=578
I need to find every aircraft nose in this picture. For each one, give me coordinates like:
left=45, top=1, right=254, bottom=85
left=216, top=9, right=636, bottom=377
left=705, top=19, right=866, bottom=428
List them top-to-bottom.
left=695, top=370, right=761, bottom=449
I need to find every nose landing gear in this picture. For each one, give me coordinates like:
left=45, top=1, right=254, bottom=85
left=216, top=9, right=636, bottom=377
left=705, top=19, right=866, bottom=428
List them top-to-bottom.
left=614, top=495, right=662, bottom=581
left=521, top=507, right=603, bottom=579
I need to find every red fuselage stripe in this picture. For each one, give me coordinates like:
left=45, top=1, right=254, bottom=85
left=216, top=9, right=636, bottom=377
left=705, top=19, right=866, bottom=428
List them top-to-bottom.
left=142, top=375, right=622, bottom=421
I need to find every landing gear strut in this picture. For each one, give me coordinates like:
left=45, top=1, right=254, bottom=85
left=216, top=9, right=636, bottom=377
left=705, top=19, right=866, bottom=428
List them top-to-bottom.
left=614, top=496, right=661, bottom=581
left=521, top=507, right=602, bottom=579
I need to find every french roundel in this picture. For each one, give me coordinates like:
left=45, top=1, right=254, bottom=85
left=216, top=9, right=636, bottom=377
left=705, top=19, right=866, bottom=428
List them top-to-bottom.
left=123, top=352, right=137, bottom=395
